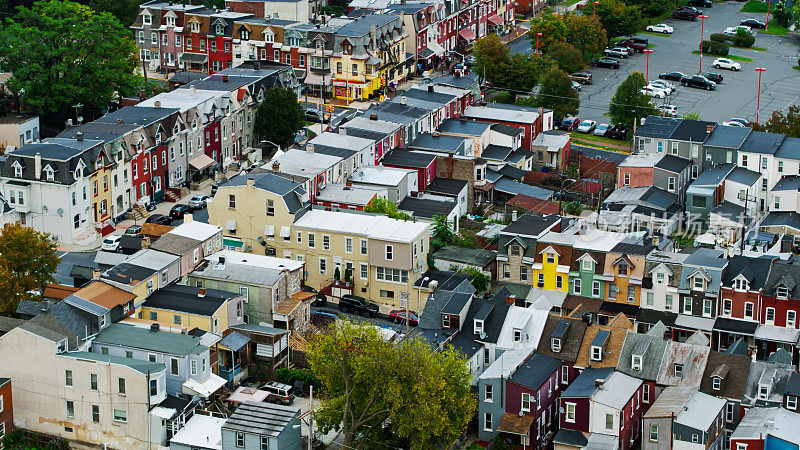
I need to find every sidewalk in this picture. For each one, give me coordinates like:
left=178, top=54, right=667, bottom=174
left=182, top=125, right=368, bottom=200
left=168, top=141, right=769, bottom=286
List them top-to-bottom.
left=500, top=24, right=531, bottom=43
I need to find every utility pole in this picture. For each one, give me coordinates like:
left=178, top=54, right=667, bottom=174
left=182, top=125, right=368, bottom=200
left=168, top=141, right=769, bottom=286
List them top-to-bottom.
left=739, top=191, right=757, bottom=254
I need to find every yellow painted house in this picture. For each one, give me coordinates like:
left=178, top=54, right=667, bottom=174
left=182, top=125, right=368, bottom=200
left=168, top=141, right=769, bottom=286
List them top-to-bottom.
left=89, top=146, right=114, bottom=232
left=532, top=234, right=576, bottom=292
left=100, top=262, right=161, bottom=309
left=138, top=284, right=245, bottom=335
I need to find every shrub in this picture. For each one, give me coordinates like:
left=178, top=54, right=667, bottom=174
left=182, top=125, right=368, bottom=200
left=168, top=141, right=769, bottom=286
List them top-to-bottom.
left=709, top=33, right=728, bottom=43
left=733, top=33, right=755, bottom=47
left=702, top=40, right=729, bottom=56
left=276, top=368, right=321, bottom=391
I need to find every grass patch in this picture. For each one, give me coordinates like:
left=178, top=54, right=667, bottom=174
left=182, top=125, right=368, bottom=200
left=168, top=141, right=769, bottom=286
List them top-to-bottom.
left=740, top=0, right=769, bottom=12
left=762, top=22, right=789, bottom=35
left=641, top=31, right=672, bottom=37
left=610, top=36, right=626, bottom=44
left=691, top=50, right=754, bottom=61
left=793, top=65, right=800, bottom=70
left=570, top=132, right=632, bottom=152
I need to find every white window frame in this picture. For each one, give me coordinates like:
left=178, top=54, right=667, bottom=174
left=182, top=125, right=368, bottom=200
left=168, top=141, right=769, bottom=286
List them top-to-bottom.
left=565, top=402, right=576, bottom=423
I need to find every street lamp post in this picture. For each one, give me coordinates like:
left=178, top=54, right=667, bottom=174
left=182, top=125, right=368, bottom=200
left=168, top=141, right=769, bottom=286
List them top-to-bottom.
left=766, top=0, right=771, bottom=30
left=593, top=1, right=599, bottom=15
left=698, top=15, right=708, bottom=73
left=535, top=32, right=542, bottom=58
left=643, top=49, right=653, bottom=80
left=755, top=67, right=766, bottom=123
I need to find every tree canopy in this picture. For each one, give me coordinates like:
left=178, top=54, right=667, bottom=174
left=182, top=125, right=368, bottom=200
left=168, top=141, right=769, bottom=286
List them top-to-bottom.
left=0, top=0, right=139, bottom=116
left=593, top=0, right=643, bottom=38
left=625, top=0, right=671, bottom=18
left=530, top=13, right=607, bottom=60
left=473, top=35, right=510, bottom=86
left=546, top=41, right=585, bottom=74
left=534, top=68, right=579, bottom=119
left=608, top=71, right=656, bottom=128
left=254, top=87, right=305, bottom=147
left=751, top=105, right=800, bottom=137
left=364, top=197, right=411, bottom=220
left=0, top=223, right=60, bottom=315
left=309, top=321, right=475, bottom=449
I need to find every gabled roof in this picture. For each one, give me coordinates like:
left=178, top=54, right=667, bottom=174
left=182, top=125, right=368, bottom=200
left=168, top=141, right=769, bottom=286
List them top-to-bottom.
left=635, top=116, right=682, bottom=139
left=670, top=119, right=715, bottom=143
left=705, top=124, right=751, bottom=149
left=740, top=130, right=786, bottom=155
left=654, top=154, right=692, bottom=173
left=727, top=167, right=761, bottom=186
left=500, top=214, right=560, bottom=237
left=720, top=255, right=774, bottom=289
left=762, top=259, right=800, bottom=298
left=460, top=288, right=512, bottom=344
left=574, top=313, right=631, bottom=368
left=536, top=315, right=587, bottom=363
left=93, top=323, right=208, bottom=356
left=615, top=324, right=670, bottom=381
left=656, top=333, right=711, bottom=387
left=698, top=351, right=752, bottom=400
left=508, top=352, right=562, bottom=389
left=561, top=367, right=614, bottom=398
left=593, top=371, right=642, bottom=409
left=674, top=390, right=727, bottom=431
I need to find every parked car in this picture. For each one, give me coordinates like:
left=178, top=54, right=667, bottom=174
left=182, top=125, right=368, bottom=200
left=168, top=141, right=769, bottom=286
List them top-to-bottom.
left=687, top=0, right=712, bottom=6
left=678, top=5, right=703, bottom=15
left=671, top=9, right=698, bottom=20
left=740, top=18, right=766, bottom=28
left=646, top=23, right=674, bottom=33
left=622, top=37, right=648, bottom=52
left=603, top=47, right=628, bottom=58
left=591, top=57, right=620, bottom=69
left=713, top=57, right=742, bottom=71
left=659, top=71, right=686, bottom=81
left=571, top=72, right=593, bottom=84
left=704, top=72, right=724, bottom=83
left=681, top=75, right=716, bottom=90
left=648, top=80, right=676, bottom=94
left=571, top=81, right=582, bottom=92
left=641, top=86, right=667, bottom=98
left=657, top=104, right=679, bottom=117
left=305, top=108, right=331, bottom=123
left=559, top=116, right=580, bottom=131
left=729, top=117, right=748, bottom=126
left=577, top=120, right=597, bottom=133
left=722, top=121, right=747, bottom=127
left=593, top=123, right=611, bottom=136
left=607, top=125, right=629, bottom=140
left=210, top=178, right=228, bottom=195
left=188, top=195, right=211, bottom=210
left=169, top=204, right=191, bottom=219
left=145, top=214, right=172, bottom=225
left=125, top=225, right=142, bottom=236
left=101, top=235, right=122, bottom=252
left=303, top=285, right=327, bottom=306
left=338, top=294, right=380, bottom=317
left=388, top=309, right=419, bottom=327
left=311, top=311, right=338, bottom=328
left=263, top=381, right=295, bottom=405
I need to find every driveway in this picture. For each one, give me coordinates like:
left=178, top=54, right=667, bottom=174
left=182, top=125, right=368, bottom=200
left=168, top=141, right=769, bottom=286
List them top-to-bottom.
left=513, top=2, right=800, bottom=123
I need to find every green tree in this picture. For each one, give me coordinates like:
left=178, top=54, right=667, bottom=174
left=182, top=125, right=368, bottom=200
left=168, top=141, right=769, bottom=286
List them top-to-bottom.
left=0, top=0, right=139, bottom=117
left=85, top=0, right=144, bottom=28
left=594, top=0, right=643, bottom=38
left=626, top=0, right=670, bottom=18
left=529, top=12, right=568, bottom=51
left=564, top=14, right=608, bottom=60
left=473, top=35, right=510, bottom=86
left=546, top=41, right=584, bottom=74
left=496, top=53, right=553, bottom=103
left=535, top=68, right=579, bottom=119
left=608, top=71, right=656, bottom=128
left=254, top=87, right=305, bottom=147
left=752, top=105, right=800, bottom=137
left=682, top=112, right=702, bottom=121
left=364, top=197, right=411, bottom=220
left=431, top=214, right=455, bottom=250
left=0, top=223, right=60, bottom=316
left=460, top=266, right=490, bottom=292
left=309, top=321, right=476, bottom=449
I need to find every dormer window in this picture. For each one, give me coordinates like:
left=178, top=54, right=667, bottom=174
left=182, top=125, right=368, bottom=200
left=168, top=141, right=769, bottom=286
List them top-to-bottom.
left=142, top=12, right=152, bottom=25
left=166, top=16, right=176, bottom=27
left=190, top=22, right=200, bottom=33
left=216, top=24, right=224, bottom=35
left=240, top=29, right=250, bottom=40
left=265, top=32, right=274, bottom=43
left=316, top=40, right=324, bottom=50
left=342, top=42, right=352, bottom=55
left=173, top=124, right=180, bottom=135
left=12, top=161, right=22, bottom=178
left=44, top=165, right=54, bottom=181
left=74, top=165, right=83, bottom=180
left=510, top=244, right=521, bottom=256
left=546, top=253, right=555, bottom=264
left=582, top=259, right=592, bottom=271
left=618, top=264, right=628, bottom=277
left=656, top=272, right=665, bottom=284
left=693, top=277, right=705, bottom=291
left=735, top=278, right=748, bottom=291
left=777, top=286, right=789, bottom=299
left=442, top=314, right=450, bottom=328
left=474, top=319, right=483, bottom=334
left=513, top=329, right=522, bottom=342
left=57, top=338, right=67, bottom=353
left=551, top=338, right=561, bottom=352
left=591, top=346, right=602, bottom=361
left=632, top=355, right=642, bottom=371
left=674, top=364, right=683, bottom=378
left=712, top=377, right=721, bottom=390
left=758, top=384, right=769, bottom=400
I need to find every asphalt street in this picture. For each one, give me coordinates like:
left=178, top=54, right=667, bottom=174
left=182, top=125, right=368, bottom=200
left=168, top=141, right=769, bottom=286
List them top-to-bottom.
left=510, top=2, right=800, bottom=123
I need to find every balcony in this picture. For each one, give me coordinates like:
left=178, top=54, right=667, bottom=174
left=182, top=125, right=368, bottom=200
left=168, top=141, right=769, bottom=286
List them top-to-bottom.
left=219, top=363, right=243, bottom=384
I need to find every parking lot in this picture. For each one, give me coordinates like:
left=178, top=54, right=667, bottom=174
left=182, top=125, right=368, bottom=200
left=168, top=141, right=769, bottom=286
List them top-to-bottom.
left=570, top=1, right=800, bottom=123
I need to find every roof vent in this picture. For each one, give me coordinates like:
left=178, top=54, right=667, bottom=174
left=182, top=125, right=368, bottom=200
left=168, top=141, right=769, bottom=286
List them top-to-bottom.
left=222, top=74, right=229, bottom=82
left=154, top=100, right=161, bottom=108
left=116, top=118, right=124, bottom=125
left=76, top=130, right=83, bottom=141
left=198, top=288, right=207, bottom=298
left=150, top=322, right=160, bottom=332
left=594, top=378, right=604, bottom=387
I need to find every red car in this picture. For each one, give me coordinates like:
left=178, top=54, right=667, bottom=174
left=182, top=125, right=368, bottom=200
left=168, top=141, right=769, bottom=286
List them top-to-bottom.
left=559, top=116, right=580, bottom=131
left=388, top=309, right=419, bottom=327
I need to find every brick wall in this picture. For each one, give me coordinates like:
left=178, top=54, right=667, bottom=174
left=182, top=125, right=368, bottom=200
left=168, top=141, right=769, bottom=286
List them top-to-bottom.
left=435, top=155, right=475, bottom=212
left=0, top=379, right=12, bottom=446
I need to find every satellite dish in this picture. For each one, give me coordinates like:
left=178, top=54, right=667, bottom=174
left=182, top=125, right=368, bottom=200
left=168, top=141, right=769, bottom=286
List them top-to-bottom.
left=479, top=331, right=486, bottom=340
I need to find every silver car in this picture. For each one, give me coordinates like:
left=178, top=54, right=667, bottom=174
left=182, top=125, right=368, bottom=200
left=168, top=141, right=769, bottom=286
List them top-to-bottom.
left=188, top=195, right=212, bottom=210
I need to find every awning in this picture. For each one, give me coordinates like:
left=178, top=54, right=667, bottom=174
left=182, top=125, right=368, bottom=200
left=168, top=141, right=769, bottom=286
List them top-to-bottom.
left=487, top=14, right=503, bottom=25
left=459, top=28, right=477, bottom=41
left=429, top=40, right=445, bottom=56
left=418, top=48, right=435, bottom=59
left=180, top=53, right=208, bottom=64
left=365, top=55, right=382, bottom=65
left=304, top=71, right=332, bottom=86
left=189, top=154, right=215, bottom=170
left=226, top=219, right=236, bottom=231
left=264, top=224, right=275, bottom=236
left=279, top=226, right=291, bottom=238
left=674, top=314, right=715, bottom=332
left=713, top=317, right=758, bottom=336
left=754, top=324, right=800, bottom=344
left=182, top=373, right=227, bottom=398
left=150, top=406, right=176, bottom=420
left=496, top=413, right=534, bottom=435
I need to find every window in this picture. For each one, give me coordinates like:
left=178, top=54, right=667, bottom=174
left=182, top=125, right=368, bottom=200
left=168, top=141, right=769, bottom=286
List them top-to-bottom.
left=657, top=142, right=663, bottom=153
left=779, top=160, right=784, bottom=173
left=692, top=165, right=699, bottom=178
left=623, top=172, right=630, bottom=186
left=668, top=176, right=676, bottom=192
left=228, top=194, right=236, bottom=209
left=265, top=199, right=274, bottom=216
left=308, top=233, right=315, bottom=248
left=322, top=235, right=330, bottom=250
left=345, top=237, right=352, bottom=253
left=360, top=239, right=368, bottom=255
left=511, top=244, right=521, bottom=256
left=385, top=245, right=393, bottom=260
left=546, top=253, right=555, bottom=264
left=319, top=258, right=327, bottom=274
left=582, top=259, right=592, bottom=271
left=360, top=263, right=368, bottom=280
left=502, top=264, right=510, bottom=278
left=618, top=264, right=628, bottom=277
left=520, top=266, right=528, bottom=281
left=375, top=267, right=409, bottom=283
left=537, top=273, right=544, bottom=287
left=556, top=276, right=563, bottom=289
left=573, top=278, right=581, bottom=294
left=592, top=281, right=600, bottom=297
left=777, top=286, right=789, bottom=299
left=646, top=292, right=654, bottom=306
left=683, top=297, right=692, bottom=314
left=703, top=299, right=713, bottom=317
left=723, top=299, right=732, bottom=316
left=745, top=302, right=754, bottom=319
left=765, top=307, right=775, bottom=325
left=788, top=310, right=797, bottom=328
left=173, top=314, right=181, bottom=325
left=475, top=319, right=484, bottom=334
left=513, top=329, right=522, bottom=342
left=551, top=338, right=561, bottom=352
left=591, top=346, right=602, bottom=361
left=484, top=348, right=490, bottom=365
left=632, top=355, right=642, bottom=371
left=170, top=357, right=179, bottom=376
left=191, top=360, right=198, bottom=376
left=674, top=364, right=683, bottom=378
left=562, top=365, right=569, bottom=384
left=65, top=370, right=73, bottom=387
left=90, top=374, right=98, bottom=390
left=712, top=377, right=721, bottom=390
left=118, top=378, right=126, bottom=395
left=149, top=379, right=158, bottom=396
left=484, top=384, right=493, bottom=402
left=643, top=384, right=649, bottom=402
left=758, top=384, right=769, bottom=400
left=521, top=392, right=532, bottom=412
left=788, top=396, right=798, bottom=410
left=66, top=401, right=74, bottom=419
left=565, top=403, right=576, bottom=422
left=92, top=405, right=100, bottom=423
left=113, top=409, right=127, bottom=423
left=484, top=412, right=492, bottom=431
left=605, top=413, right=613, bottom=430
left=649, top=424, right=658, bottom=442
left=236, top=432, right=245, bottom=447
left=692, top=434, right=699, bottom=443
left=261, top=436, right=268, bottom=450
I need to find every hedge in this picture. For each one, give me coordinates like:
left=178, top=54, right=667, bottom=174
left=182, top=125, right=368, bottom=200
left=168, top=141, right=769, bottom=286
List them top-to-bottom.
left=709, top=33, right=728, bottom=43
left=733, top=33, right=755, bottom=47
left=701, top=40, right=730, bottom=56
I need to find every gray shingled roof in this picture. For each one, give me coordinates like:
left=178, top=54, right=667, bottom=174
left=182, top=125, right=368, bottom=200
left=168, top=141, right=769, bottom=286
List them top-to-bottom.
left=222, top=401, right=299, bottom=437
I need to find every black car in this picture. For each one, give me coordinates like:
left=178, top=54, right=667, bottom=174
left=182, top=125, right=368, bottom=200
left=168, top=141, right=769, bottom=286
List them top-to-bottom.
left=687, top=0, right=712, bottom=7
left=678, top=5, right=703, bottom=15
left=671, top=9, right=698, bottom=20
left=740, top=18, right=766, bottom=28
left=591, top=57, right=620, bottom=69
left=659, top=71, right=686, bottom=81
left=704, top=72, right=724, bottom=83
left=681, top=75, right=716, bottom=90
left=304, top=108, right=330, bottom=123
left=607, top=125, right=629, bottom=140
left=210, top=178, right=228, bottom=195
left=169, top=204, right=191, bottom=219
left=145, top=214, right=172, bottom=225
left=302, top=285, right=327, bottom=306
left=338, top=294, right=380, bottom=317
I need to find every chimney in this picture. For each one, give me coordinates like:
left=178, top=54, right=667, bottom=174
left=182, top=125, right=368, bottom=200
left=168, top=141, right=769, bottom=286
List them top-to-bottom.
left=222, top=74, right=229, bottom=82
left=190, top=85, right=197, bottom=95
left=428, top=85, right=434, bottom=93
left=401, top=96, right=407, bottom=105
left=154, top=100, right=161, bottom=108
left=370, top=114, right=378, bottom=121
left=116, top=118, right=124, bottom=125
left=76, top=130, right=83, bottom=141
left=307, top=144, right=315, bottom=153
left=34, top=152, right=42, bottom=179
left=272, top=161, right=280, bottom=172
left=246, top=177, right=255, bottom=187
left=346, top=181, right=352, bottom=187
left=512, top=209, right=518, bottom=221
left=184, top=213, right=193, bottom=223
left=652, top=235, right=659, bottom=247
left=92, top=269, right=101, bottom=280
left=198, top=288, right=207, bottom=297
left=506, top=294, right=516, bottom=304
left=582, top=313, right=592, bottom=326
left=594, top=378, right=605, bottom=387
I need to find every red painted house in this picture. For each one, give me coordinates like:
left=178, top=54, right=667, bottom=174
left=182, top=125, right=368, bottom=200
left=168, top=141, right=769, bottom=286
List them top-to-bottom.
left=208, top=16, right=238, bottom=73
left=462, top=104, right=553, bottom=151
left=204, top=120, right=222, bottom=164
left=381, top=150, right=437, bottom=192
left=715, top=256, right=773, bottom=352
left=755, top=259, right=800, bottom=358
left=0, top=378, right=11, bottom=446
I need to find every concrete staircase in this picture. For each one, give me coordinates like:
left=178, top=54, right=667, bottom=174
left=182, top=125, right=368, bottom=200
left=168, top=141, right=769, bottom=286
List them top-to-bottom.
left=129, top=204, right=150, bottom=221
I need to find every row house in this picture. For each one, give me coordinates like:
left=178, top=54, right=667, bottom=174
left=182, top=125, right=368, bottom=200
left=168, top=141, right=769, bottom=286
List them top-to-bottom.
left=226, top=0, right=317, bottom=22
left=385, top=2, right=444, bottom=72
left=462, top=104, right=554, bottom=153
left=340, top=116, right=405, bottom=164
left=633, top=116, right=714, bottom=180
left=308, top=131, right=376, bottom=173
left=271, top=148, right=345, bottom=201
left=381, top=150, right=438, bottom=192
left=617, top=153, right=692, bottom=204
left=496, top=215, right=561, bottom=286
left=568, top=231, right=625, bottom=317
left=603, top=237, right=657, bottom=311
left=674, top=248, right=728, bottom=342
left=638, top=250, right=689, bottom=332
left=699, top=350, right=754, bottom=446
left=0, top=378, right=9, bottom=447
left=642, top=386, right=727, bottom=450
left=730, top=406, right=800, bottom=450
